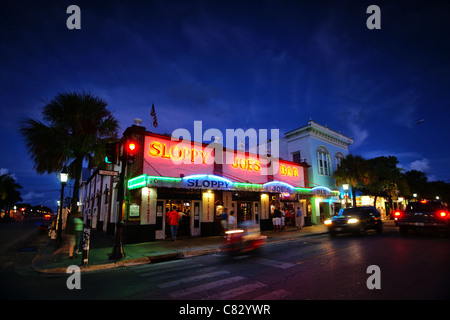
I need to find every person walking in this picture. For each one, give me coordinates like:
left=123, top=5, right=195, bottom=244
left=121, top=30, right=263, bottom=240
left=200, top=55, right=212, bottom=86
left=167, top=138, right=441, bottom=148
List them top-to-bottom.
left=167, top=206, right=180, bottom=241
left=220, top=207, right=229, bottom=235
left=296, top=207, right=303, bottom=229
left=228, top=210, right=237, bottom=230
left=67, top=212, right=83, bottom=259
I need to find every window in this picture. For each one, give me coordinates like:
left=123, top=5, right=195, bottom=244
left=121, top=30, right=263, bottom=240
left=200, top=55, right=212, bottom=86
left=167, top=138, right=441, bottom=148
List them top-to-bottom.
left=317, top=146, right=331, bottom=176
left=292, top=151, right=301, bottom=163
left=335, top=152, right=345, bottom=170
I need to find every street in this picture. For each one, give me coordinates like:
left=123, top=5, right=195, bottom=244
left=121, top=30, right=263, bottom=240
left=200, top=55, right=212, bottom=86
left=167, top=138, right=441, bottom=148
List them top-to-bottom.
left=1, top=220, right=450, bottom=301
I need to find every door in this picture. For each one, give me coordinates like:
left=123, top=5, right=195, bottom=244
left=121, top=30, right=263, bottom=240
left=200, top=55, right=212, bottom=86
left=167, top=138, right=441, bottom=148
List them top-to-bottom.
left=164, top=200, right=192, bottom=238
left=237, top=202, right=252, bottom=223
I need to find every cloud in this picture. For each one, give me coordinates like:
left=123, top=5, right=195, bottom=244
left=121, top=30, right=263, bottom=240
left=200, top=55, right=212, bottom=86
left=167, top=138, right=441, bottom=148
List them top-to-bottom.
left=348, top=124, right=368, bottom=150
left=409, top=158, right=431, bottom=173
left=0, top=168, right=17, bottom=180
left=21, top=191, right=45, bottom=201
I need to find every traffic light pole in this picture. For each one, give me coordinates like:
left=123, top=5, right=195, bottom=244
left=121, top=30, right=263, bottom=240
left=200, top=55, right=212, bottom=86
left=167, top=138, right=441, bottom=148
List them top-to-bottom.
left=110, top=156, right=126, bottom=260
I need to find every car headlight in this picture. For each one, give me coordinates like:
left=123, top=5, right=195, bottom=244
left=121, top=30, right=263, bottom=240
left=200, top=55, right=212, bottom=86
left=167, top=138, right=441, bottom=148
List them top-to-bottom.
left=347, top=218, right=359, bottom=224
left=324, top=219, right=332, bottom=225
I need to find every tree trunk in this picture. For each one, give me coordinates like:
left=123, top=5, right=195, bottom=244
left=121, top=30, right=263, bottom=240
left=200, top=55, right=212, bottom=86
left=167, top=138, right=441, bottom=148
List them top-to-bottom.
left=71, top=157, right=83, bottom=214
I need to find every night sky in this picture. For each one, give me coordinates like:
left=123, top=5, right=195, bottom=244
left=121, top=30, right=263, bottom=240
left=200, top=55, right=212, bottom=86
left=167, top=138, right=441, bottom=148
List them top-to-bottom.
left=1, top=0, right=449, bottom=210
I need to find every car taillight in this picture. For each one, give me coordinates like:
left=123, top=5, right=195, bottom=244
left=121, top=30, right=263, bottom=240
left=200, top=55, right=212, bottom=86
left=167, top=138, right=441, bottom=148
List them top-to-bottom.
left=394, top=211, right=401, bottom=220
left=438, top=211, right=448, bottom=218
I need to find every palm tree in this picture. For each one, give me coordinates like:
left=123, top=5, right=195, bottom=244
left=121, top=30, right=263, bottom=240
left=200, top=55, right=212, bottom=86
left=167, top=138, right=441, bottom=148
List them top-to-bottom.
left=19, top=91, right=119, bottom=212
left=333, top=154, right=370, bottom=207
left=0, top=174, right=23, bottom=213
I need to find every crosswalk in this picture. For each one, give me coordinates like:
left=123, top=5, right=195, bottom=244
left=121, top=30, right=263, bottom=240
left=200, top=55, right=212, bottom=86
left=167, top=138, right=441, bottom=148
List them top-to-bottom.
left=131, top=258, right=293, bottom=300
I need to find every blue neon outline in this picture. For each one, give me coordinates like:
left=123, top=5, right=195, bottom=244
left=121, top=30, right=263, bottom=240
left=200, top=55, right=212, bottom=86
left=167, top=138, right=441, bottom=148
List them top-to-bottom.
left=182, top=174, right=234, bottom=185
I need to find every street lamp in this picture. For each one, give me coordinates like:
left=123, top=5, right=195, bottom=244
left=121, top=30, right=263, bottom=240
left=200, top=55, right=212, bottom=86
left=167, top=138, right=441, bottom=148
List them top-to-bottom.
left=57, top=165, right=68, bottom=242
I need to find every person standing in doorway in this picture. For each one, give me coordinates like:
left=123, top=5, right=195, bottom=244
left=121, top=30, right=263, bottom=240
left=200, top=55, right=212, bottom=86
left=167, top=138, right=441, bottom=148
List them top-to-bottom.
left=167, top=206, right=180, bottom=241
left=273, top=207, right=282, bottom=232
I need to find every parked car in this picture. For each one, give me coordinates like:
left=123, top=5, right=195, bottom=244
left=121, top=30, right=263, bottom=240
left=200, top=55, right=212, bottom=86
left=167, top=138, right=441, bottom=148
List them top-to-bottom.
left=395, top=200, right=449, bottom=236
left=325, top=206, right=383, bottom=236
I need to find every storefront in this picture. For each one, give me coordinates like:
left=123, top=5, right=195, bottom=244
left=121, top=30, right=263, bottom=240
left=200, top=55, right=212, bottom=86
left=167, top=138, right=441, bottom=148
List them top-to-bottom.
left=120, top=127, right=339, bottom=242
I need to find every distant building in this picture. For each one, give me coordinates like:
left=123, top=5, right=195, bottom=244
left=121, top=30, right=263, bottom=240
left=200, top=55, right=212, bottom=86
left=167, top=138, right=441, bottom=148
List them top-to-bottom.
left=258, top=120, right=353, bottom=224
left=283, top=120, right=353, bottom=223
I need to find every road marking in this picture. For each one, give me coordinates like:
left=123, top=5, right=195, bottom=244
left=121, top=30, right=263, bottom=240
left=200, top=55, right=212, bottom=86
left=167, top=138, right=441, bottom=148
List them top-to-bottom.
left=296, top=246, right=354, bottom=265
left=252, top=258, right=296, bottom=269
left=135, top=262, right=203, bottom=277
left=139, top=266, right=218, bottom=283
left=158, top=270, right=230, bottom=289
left=169, top=276, right=246, bottom=299
left=253, top=289, right=290, bottom=300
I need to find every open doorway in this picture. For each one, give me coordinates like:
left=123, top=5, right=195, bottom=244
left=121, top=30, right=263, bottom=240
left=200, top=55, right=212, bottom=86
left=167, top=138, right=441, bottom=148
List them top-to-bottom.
left=165, top=200, right=191, bottom=238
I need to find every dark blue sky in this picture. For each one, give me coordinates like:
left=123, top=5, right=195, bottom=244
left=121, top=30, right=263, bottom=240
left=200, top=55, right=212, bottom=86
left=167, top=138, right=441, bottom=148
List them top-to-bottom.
left=1, top=0, right=449, bottom=210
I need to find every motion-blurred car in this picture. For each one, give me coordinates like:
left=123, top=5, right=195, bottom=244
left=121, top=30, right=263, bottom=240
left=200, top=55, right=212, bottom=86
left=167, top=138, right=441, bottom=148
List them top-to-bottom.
left=395, top=200, right=449, bottom=236
left=325, top=206, right=383, bottom=236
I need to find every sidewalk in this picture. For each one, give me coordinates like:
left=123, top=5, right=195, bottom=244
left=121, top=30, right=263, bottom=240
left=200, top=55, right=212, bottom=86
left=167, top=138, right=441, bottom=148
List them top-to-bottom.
left=32, top=224, right=328, bottom=274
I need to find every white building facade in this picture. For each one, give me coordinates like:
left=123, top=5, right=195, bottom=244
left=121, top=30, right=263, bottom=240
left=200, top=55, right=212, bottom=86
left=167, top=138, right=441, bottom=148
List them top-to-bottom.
left=279, top=120, right=354, bottom=224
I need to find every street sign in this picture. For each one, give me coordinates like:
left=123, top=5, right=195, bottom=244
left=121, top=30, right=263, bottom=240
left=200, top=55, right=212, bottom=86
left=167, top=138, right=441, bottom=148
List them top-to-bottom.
left=99, top=170, right=119, bottom=176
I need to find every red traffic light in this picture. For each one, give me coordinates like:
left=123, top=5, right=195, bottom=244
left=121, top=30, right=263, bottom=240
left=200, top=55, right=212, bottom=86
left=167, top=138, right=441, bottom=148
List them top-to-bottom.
left=127, top=142, right=136, bottom=151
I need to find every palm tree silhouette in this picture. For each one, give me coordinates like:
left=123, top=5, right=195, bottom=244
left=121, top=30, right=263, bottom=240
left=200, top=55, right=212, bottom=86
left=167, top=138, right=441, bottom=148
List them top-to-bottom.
left=19, top=91, right=119, bottom=212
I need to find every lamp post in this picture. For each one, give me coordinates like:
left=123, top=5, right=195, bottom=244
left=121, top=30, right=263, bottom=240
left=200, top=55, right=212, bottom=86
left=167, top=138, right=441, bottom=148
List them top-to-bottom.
left=57, top=166, right=68, bottom=243
left=343, top=184, right=349, bottom=208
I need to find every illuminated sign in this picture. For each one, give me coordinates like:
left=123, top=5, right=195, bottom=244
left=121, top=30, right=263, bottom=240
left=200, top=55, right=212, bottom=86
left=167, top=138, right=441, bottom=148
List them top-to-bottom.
left=148, top=140, right=211, bottom=164
left=231, top=157, right=261, bottom=171
left=279, top=164, right=299, bottom=177
left=129, top=174, right=339, bottom=197
left=183, top=174, right=233, bottom=190
left=263, top=181, right=295, bottom=193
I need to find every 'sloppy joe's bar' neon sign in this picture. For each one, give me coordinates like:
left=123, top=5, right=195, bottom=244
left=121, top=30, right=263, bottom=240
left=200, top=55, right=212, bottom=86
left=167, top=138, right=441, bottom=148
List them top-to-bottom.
left=147, top=140, right=299, bottom=177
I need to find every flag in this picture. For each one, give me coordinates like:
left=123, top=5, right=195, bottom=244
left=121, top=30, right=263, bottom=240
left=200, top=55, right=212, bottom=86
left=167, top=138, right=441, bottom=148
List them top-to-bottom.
left=150, top=101, right=158, bottom=127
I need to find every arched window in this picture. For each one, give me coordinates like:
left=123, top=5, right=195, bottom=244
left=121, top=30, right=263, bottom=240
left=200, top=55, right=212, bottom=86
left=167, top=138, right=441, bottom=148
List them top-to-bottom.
left=316, top=146, right=332, bottom=176
left=335, top=152, right=345, bottom=170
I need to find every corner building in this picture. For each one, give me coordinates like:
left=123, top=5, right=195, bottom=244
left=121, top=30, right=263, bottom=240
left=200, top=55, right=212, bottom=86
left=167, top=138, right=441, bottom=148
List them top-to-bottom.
left=115, top=125, right=339, bottom=243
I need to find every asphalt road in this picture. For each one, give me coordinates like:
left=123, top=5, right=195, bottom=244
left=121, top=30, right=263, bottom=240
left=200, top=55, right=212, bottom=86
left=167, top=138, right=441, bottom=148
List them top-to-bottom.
left=1, top=220, right=450, bottom=301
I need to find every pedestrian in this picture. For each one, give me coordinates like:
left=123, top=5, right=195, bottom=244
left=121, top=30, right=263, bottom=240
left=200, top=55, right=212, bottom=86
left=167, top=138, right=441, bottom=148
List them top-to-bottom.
left=167, top=206, right=180, bottom=241
left=220, top=207, right=229, bottom=235
left=273, top=207, right=281, bottom=232
left=296, top=207, right=303, bottom=229
left=285, top=208, right=291, bottom=227
left=228, top=210, right=237, bottom=230
left=67, top=212, right=83, bottom=259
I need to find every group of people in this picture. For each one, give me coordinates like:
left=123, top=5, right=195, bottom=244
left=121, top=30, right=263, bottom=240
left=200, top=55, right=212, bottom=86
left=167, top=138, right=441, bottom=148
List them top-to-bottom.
left=272, top=206, right=304, bottom=232
left=220, top=208, right=236, bottom=234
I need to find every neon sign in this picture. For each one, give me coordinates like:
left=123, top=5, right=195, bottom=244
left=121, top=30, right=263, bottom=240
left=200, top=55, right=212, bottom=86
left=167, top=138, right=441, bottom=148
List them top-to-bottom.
left=148, top=141, right=211, bottom=164
left=231, top=157, right=261, bottom=171
left=279, top=164, right=299, bottom=177
left=183, top=174, right=233, bottom=190
left=263, top=181, right=295, bottom=193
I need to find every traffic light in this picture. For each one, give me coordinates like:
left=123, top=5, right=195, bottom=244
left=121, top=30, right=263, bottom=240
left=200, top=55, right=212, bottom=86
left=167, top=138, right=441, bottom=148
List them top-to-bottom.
left=126, top=140, right=137, bottom=164
left=105, top=143, right=118, bottom=164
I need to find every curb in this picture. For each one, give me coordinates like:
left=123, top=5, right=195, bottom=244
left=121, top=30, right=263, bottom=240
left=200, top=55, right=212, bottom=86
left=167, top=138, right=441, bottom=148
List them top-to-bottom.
left=32, top=229, right=329, bottom=274
left=33, top=252, right=182, bottom=274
